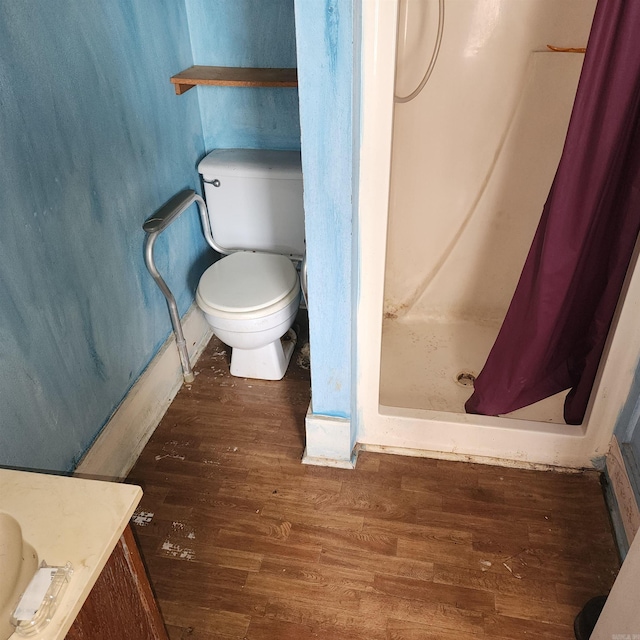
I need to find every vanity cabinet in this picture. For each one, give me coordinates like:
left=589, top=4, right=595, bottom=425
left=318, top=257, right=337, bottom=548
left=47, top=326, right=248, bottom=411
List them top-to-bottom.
left=65, top=525, right=168, bottom=640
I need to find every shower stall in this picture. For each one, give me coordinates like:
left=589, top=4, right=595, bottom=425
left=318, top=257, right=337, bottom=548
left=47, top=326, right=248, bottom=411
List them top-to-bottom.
left=356, top=0, right=640, bottom=468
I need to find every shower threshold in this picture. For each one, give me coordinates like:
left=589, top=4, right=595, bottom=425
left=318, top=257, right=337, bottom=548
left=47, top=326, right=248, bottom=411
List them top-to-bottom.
left=380, top=316, right=568, bottom=425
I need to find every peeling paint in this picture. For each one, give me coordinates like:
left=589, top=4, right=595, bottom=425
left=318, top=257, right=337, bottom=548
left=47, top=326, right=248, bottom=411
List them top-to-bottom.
left=132, top=511, right=154, bottom=527
left=161, top=541, right=196, bottom=561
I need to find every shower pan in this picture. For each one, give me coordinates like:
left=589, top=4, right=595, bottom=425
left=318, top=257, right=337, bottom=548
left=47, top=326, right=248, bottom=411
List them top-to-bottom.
left=356, top=0, right=640, bottom=468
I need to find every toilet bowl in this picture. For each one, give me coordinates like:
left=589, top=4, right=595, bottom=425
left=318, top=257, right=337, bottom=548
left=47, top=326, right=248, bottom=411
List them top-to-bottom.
left=197, top=251, right=301, bottom=380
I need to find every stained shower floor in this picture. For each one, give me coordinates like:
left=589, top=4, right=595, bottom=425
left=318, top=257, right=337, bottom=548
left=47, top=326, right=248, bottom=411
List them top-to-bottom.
left=380, top=317, right=568, bottom=424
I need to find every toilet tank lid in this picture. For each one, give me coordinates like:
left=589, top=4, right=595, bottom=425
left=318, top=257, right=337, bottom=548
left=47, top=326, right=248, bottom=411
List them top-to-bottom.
left=198, top=149, right=302, bottom=181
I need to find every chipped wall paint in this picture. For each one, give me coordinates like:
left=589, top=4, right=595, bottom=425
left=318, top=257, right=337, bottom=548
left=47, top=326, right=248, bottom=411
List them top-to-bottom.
left=185, top=0, right=300, bottom=152
left=294, top=0, right=355, bottom=455
left=0, top=1, right=208, bottom=472
left=614, top=356, right=640, bottom=508
left=615, top=359, right=640, bottom=444
left=132, top=511, right=155, bottom=527
left=161, top=521, right=197, bottom=561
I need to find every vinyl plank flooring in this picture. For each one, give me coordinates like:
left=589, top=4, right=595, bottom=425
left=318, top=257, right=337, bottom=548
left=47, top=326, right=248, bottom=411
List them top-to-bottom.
left=127, top=323, right=620, bottom=639
left=260, top=500, right=365, bottom=532
left=288, top=521, right=398, bottom=556
left=318, top=546, right=435, bottom=582
left=433, top=563, right=558, bottom=602
left=373, top=573, right=496, bottom=613
left=495, top=592, right=584, bottom=627
left=359, top=595, right=486, bottom=636
left=262, top=596, right=380, bottom=636
left=162, top=604, right=251, bottom=640
left=482, top=613, right=574, bottom=640
left=245, top=615, right=387, bottom=640
left=386, top=617, right=486, bottom=639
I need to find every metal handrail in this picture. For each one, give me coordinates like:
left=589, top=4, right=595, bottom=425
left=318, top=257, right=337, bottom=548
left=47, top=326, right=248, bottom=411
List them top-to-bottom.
left=143, top=188, right=306, bottom=383
left=142, top=189, right=212, bottom=384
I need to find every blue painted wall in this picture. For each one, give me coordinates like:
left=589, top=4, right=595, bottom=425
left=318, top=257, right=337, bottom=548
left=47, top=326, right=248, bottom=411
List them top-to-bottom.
left=0, top=0, right=355, bottom=472
left=185, top=0, right=300, bottom=151
left=294, top=0, right=354, bottom=427
left=0, top=1, right=208, bottom=472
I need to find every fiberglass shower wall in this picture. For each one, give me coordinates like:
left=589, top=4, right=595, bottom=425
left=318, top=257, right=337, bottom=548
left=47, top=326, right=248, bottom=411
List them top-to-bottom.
left=380, top=0, right=597, bottom=421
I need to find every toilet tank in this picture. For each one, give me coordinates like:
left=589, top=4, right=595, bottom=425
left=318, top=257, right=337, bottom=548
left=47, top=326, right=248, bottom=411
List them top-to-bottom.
left=198, top=149, right=305, bottom=258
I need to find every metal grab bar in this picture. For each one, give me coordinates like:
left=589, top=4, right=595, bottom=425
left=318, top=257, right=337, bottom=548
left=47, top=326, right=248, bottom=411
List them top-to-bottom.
left=143, top=188, right=306, bottom=383
left=143, top=189, right=209, bottom=384
left=144, top=189, right=231, bottom=254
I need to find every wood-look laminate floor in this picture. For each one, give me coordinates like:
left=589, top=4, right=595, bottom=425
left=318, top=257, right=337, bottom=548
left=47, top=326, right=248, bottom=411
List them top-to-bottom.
left=127, top=321, right=620, bottom=640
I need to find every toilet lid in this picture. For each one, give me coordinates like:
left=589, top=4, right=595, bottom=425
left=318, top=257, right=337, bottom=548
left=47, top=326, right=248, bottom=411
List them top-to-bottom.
left=198, top=252, right=298, bottom=313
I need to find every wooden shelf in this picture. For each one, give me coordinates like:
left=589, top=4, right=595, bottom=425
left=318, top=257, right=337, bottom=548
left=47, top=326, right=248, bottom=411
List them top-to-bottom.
left=170, top=65, right=298, bottom=95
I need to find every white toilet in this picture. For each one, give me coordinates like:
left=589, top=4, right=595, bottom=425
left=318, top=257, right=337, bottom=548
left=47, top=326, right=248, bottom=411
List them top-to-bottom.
left=195, top=149, right=305, bottom=381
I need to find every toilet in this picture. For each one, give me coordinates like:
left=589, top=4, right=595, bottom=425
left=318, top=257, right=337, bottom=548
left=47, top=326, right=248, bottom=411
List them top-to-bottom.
left=195, top=149, right=305, bottom=381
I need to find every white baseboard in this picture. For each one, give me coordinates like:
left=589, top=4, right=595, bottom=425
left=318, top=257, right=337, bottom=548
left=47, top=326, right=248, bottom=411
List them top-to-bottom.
left=74, top=305, right=212, bottom=482
left=302, top=406, right=357, bottom=468
left=607, top=435, right=640, bottom=547
left=358, top=443, right=580, bottom=473
left=302, top=448, right=359, bottom=469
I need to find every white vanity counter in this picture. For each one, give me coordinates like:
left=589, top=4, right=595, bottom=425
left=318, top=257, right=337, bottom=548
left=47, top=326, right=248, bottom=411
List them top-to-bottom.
left=0, top=469, right=142, bottom=640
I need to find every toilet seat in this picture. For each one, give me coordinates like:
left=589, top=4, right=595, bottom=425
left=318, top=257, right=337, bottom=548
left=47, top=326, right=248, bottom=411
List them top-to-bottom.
left=196, top=252, right=299, bottom=319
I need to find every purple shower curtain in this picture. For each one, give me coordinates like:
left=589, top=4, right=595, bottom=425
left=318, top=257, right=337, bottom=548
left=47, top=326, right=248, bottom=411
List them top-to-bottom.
left=465, top=0, right=640, bottom=425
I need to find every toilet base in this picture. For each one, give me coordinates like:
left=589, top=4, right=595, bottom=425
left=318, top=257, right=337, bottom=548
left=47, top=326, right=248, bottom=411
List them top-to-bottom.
left=229, top=329, right=297, bottom=380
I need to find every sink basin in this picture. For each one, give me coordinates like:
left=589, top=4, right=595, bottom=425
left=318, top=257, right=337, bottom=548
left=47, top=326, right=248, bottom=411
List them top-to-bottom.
left=0, top=512, right=38, bottom=640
